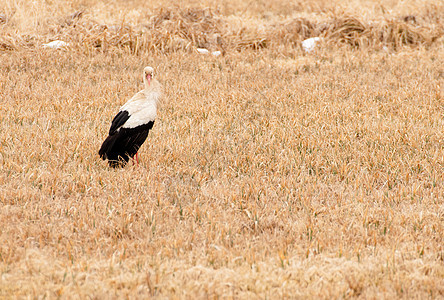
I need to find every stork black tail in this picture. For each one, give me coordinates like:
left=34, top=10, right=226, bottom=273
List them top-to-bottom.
left=98, top=134, right=117, bottom=160
left=99, top=134, right=128, bottom=168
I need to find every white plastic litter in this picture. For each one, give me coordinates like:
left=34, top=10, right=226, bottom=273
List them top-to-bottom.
left=302, top=37, right=321, bottom=53
left=43, top=40, right=68, bottom=49
left=197, top=48, right=210, bottom=54
left=197, top=48, right=221, bottom=56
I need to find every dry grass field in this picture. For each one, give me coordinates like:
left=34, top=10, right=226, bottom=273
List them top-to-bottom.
left=0, top=0, right=443, bottom=298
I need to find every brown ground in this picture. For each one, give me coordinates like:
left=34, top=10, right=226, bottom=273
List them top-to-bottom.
left=0, top=0, right=443, bottom=298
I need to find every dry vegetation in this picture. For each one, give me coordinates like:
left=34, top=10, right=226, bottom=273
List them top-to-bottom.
left=0, top=0, right=443, bottom=298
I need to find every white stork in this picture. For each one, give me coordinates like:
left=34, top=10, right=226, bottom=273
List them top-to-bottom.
left=99, top=66, right=162, bottom=168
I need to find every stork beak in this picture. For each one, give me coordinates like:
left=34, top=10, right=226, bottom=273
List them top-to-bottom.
left=146, top=73, right=152, bottom=86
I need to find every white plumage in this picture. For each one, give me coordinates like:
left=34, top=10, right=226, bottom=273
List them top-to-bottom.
left=120, top=91, right=160, bottom=129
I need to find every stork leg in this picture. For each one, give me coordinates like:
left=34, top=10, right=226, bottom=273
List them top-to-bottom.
left=131, top=153, right=139, bottom=165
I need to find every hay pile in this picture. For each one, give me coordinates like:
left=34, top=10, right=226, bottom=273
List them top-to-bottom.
left=0, top=7, right=442, bottom=53
left=273, top=15, right=441, bottom=50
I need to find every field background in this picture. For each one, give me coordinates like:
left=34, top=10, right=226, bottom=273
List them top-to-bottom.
left=0, top=0, right=443, bottom=298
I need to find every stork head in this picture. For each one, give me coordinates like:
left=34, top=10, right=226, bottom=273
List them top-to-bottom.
left=143, top=66, right=154, bottom=87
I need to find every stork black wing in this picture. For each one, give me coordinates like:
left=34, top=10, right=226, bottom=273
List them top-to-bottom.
left=109, top=110, right=130, bottom=135
left=99, top=121, right=155, bottom=168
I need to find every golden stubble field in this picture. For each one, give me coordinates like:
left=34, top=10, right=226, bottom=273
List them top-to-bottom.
left=0, top=0, right=443, bottom=298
